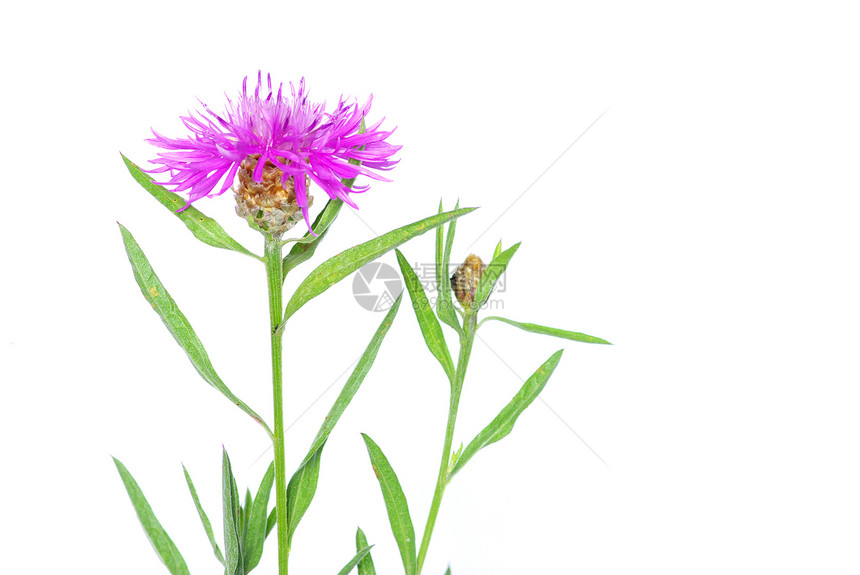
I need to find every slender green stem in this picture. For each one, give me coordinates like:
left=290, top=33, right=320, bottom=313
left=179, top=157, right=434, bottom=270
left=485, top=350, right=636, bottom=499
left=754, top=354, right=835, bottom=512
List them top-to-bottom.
left=265, top=235, right=289, bottom=575
left=416, top=309, right=478, bottom=574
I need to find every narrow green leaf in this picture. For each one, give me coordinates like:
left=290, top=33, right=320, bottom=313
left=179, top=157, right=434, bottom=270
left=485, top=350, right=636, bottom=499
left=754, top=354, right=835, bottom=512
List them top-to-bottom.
left=121, top=154, right=260, bottom=260
left=283, top=198, right=343, bottom=245
left=282, top=199, right=344, bottom=276
left=435, top=200, right=444, bottom=289
left=437, top=202, right=462, bottom=335
left=282, top=207, right=476, bottom=323
left=118, top=224, right=272, bottom=439
left=282, top=225, right=331, bottom=275
left=492, top=240, right=502, bottom=260
left=474, top=242, right=520, bottom=308
left=396, top=250, right=455, bottom=383
left=304, top=295, right=402, bottom=462
left=283, top=296, right=403, bottom=543
left=480, top=316, right=611, bottom=345
left=449, top=350, right=564, bottom=479
left=361, top=434, right=417, bottom=575
left=447, top=443, right=464, bottom=477
left=286, top=446, right=323, bottom=545
left=223, top=449, right=244, bottom=575
left=113, top=458, right=190, bottom=575
left=244, top=463, right=275, bottom=572
left=182, top=464, right=225, bottom=566
left=241, top=489, right=252, bottom=544
left=265, top=508, right=277, bottom=538
left=356, top=527, right=377, bottom=575
left=336, top=545, right=375, bottom=575
left=445, top=567, right=452, bottom=575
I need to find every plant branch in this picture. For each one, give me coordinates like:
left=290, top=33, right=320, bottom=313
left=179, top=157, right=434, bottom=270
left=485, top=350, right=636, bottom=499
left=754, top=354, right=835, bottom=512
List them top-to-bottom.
left=416, top=308, right=478, bottom=573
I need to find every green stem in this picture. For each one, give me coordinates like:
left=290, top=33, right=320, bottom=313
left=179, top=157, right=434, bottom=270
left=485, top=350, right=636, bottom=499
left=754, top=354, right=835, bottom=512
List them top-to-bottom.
left=265, top=235, right=289, bottom=575
left=416, top=309, right=478, bottom=574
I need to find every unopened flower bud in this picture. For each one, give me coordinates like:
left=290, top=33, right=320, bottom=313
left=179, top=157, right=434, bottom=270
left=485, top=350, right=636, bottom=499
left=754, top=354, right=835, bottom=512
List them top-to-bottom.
left=234, top=154, right=312, bottom=236
left=451, top=254, right=486, bottom=308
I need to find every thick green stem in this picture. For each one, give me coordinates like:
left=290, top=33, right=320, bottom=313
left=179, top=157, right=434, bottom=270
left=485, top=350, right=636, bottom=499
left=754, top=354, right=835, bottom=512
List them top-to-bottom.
left=265, top=236, right=289, bottom=575
left=416, top=309, right=478, bottom=574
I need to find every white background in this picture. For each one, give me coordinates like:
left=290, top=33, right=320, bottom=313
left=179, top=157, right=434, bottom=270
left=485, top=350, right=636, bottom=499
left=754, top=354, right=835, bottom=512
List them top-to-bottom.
left=1, top=1, right=859, bottom=573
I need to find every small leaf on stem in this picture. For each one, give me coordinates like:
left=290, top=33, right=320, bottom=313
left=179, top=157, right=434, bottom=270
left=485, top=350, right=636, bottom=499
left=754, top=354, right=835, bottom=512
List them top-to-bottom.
left=121, top=154, right=260, bottom=260
left=282, top=199, right=344, bottom=276
left=437, top=201, right=462, bottom=334
left=282, top=207, right=476, bottom=324
left=118, top=224, right=273, bottom=438
left=492, top=240, right=502, bottom=260
left=474, top=242, right=520, bottom=309
left=396, top=249, right=455, bottom=384
left=284, top=296, right=403, bottom=542
left=479, top=316, right=611, bottom=345
left=448, top=350, right=564, bottom=479
left=361, top=434, right=417, bottom=575
left=222, top=448, right=244, bottom=575
left=113, top=457, right=190, bottom=575
left=244, top=462, right=275, bottom=572
left=182, top=464, right=225, bottom=566
left=356, top=527, right=377, bottom=575
left=336, top=545, right=375, bottom=575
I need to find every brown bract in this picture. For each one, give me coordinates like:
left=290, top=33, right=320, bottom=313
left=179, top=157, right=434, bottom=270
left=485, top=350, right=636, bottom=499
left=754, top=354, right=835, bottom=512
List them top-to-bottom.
left=234, top=154, right=312, bottom=236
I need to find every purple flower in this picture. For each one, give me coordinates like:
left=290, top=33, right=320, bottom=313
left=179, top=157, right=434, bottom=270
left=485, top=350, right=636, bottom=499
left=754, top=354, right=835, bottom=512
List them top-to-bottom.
left=148, top=72, right=400, bottom=232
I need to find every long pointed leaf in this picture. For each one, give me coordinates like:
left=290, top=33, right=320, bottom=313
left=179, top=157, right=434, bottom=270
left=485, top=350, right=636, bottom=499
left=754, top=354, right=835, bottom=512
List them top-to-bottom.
left=121, top=154, right=260, bottom=260
left=283, top=198, right=343, bottom=246
left=282, top=199, right=343, bottom=276
left=435, top=200, right=444, bottom=290
left=437, top=201, right=462, bottom=334
left=282, top=207, right=476, bottom=323
left=118, top=224, right=272, bottom=438
left=474, top=242, right=520, bottom=308
left=396, top=250, right=455, bottom=383
left=304, top=295, right=403, bottom=463
left=285, top=297, right=403, bottom=542
left=480, top=316, right=611, bottom=345
left=449, top=350, right=564, bottom=479
left=361, top=434, right=417, bottom=575
left=286, top=446, right=323, bottom=545
left=223, top=449, right=243, bottom=575
left=113, top=457, right=190, bottom=575
left=244, top=463, right=275, bottom=572
left=182, top=464, right=225, bottom=566
left=241, top=489, right=252, bottom=544
left=266, top=508, right=277, bottom=538
left=356, top=527, right=377, bottom=575
left=336, top=545, right=375, bottom=575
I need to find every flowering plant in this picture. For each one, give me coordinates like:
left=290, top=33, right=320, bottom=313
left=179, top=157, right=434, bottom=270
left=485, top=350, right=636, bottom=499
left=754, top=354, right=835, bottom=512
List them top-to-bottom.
left=115, top=73, right=608, bottom=575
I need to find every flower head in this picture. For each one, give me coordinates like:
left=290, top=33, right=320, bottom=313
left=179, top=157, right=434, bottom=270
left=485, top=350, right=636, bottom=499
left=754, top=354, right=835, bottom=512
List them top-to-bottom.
left=148, top=72, right=400, bottom=234
left=451, top=254, right=487, bottom=308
